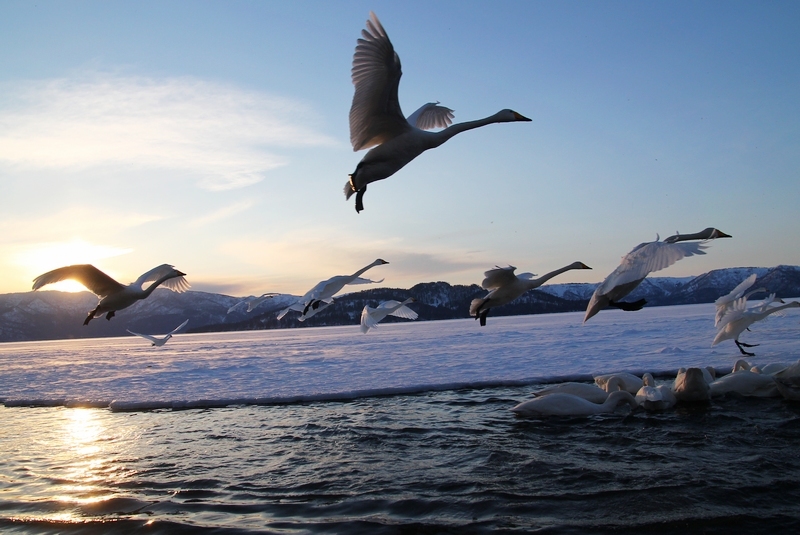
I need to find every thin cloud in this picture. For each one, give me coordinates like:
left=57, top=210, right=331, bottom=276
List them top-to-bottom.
left=0, top=74, right=337, bottom=190
left=186, top=199, right=256, bottom=228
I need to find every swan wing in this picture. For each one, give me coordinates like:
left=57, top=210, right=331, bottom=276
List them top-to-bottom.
left=350, top=12, right=409, bottom=151
left=406, top=102, right=454, bottom=130
left=598, top=241, right=707, bottom=292
left=32, top=264, right=124, bottom=297
left=134, top=264, right=190, bottom=293
left=481, top=266, right=517, bottom=290
left=716, top=274, right=757, bottom=306
left=347, top=276, right=384, bottom=286
left=388, top=304, right=418, bottom=320
left=361, top=305, right=381, bottom=332
left=167, top=319, right=189, bottom=335
left=126, top=330, right=161, bottom=343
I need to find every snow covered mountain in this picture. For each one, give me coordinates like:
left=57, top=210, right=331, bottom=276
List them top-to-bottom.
left=1, top=265, right=798, bottom=342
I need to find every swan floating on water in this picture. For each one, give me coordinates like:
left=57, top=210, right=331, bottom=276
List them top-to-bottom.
left=345, top=12, right=531, bottom=212
left=584, top=228, right=731, bottom=323
left=277, top=259, right=388, bottom=321
left=469, top=262, right=591, bottom=326
left=33, top=264, right=189, bottom=325
left=360, top=298, right=417, bottom=333
left=127, top=319, right=189, bottom=347
left=671, top=368, right=710, bottom=402
left=709, top=369, right=779, bottom=398
left=594, top=372, right=643, bottom=394
left=635, top=373, right=677, bottom=411
left=530, top=377, right=623, bottom=404
left=510, top=391, right=637, bottom=417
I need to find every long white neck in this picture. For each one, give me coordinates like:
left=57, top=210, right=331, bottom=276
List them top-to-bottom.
left=429, top=112, right=509, bottom=148
left=350, top=260, right=382, bottom=279
left=523, top=263, right=582, bottom=290
left=142, top=274, right=176, bottom=297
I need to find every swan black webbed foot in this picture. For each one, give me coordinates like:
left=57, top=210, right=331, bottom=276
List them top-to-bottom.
left=609, top=299, right=647, bottom=312
left=84, top=306, right=100, bottom=325
left=479, top=310, right=488, bottom=327
left=735, top=340, right=758, bottom=357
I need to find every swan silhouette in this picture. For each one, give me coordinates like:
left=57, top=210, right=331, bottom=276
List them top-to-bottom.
left=345, top=12, right=531, bottom=212
left=584, top=228, right=731, bottom=322
left=277, top=259, right=388, bottom=321
left=469, top=262, right=591, bottom=326
left=33, top=264, right=189, bottom=325
left=360, top=298, right=417, bottom=333
left=127, top=319, right=189, bottom=347
left=510, top=391, right=637, bottom=417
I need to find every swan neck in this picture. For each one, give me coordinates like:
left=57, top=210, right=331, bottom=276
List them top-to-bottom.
left=434, top=114, right=505, bottom=145
left=350, top=261, right=379, bottom=279
left=526, top=264, right=579, bottom=289
left=142, top=274, right=174, bottom=297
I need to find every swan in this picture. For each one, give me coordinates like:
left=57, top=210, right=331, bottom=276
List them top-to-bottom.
left=345, top=12, right=531, bottom=212
left=583, top=227, right=731, bottom=322
left=277, top=259, right=389, bottom=321
left=469, top=261, right=591, bottom=326
left=32, top=264, right=189, bottom=325
left=714, top=274, right=768, bottom=326
left=227, top=293, right=279, bottom=314
left=360, top=298, right=417, bottom=333
left=712, top=298, right=800, bottom=356
left=127, top=319, right=189, bottom=347
left=671, top=367, right=710, bottom=402
left=709, top=369, right=779, bottom=398
left=594, top=372, right=642, bottom=394
left=635, top=373, right=677, bottom=411
left=531, top=377, right=622, bottom=404
left=510, top=391, right=637, bottom=417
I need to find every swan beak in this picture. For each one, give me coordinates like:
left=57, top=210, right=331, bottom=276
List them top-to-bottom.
left=513, top=112, right=532, bottom=122
left=711, top=229, right=732, bottom=239
left=580, top=263, right=592, bottom=270
left=176, top=270, right=187, bottom=276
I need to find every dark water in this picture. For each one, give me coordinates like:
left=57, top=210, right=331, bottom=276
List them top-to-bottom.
left=2, top=386, right=800, bottom=534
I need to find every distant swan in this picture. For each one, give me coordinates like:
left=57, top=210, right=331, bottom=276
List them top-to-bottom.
left=345, top=12, right=531, bottom=212
left=584, top=228, right=731, bottom=323
left=277, top=259, right=388, bottom=321
left=469, top=262, right=591, bottom=326
left=33, top=264, right=189, bottom=325
left=228, top=293, right=279, bottom=314
left=361, top=298, right=417, bottom=333
left=712, top=298, right=800, bottom=356
left=127, top=319, right=189, bottom=347
left=671, top=367, right=710, bottom=402
left=635, top=372, right=677, bottom=411
left=531, top=378, right=622, bottom=404
left=510, top=391, right=637, bottom=417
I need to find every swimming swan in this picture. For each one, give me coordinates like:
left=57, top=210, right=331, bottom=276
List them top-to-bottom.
left=345, top=12, right=531, bottom=212
left=583, top=228, right=731, bottom=323
left=277, top=259, right=389, bottom=321
left=469, top=262, right=591, bottom=326
left=33, top=264, right=189, bottom=325
left=360, top=298, right=417, bottom=333
left=712, top=299, right=800, bottom=356
left=127, top=319, right=189, bottom=347
left=671, top=368, right=710, bottom=402
left=709, top=369, right=779, bottom=398
left=594, top=372, right=643, bottom=394
left=635, top=372, right=677, bottom=411
left=531, top=378, right=622, bottom=404
left=510, top=391, right=637, bottom=417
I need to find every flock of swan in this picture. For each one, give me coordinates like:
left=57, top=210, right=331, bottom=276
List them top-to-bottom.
left=26, top=13, right=798, bottom=360
left=511, top=359, right=800, bottom=417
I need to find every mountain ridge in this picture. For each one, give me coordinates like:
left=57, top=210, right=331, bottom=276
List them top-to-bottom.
left=1, top=265, right=798, bottom=342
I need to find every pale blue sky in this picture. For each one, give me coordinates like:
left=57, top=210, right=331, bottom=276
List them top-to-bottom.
left=1, top=1, right=798, bottom=296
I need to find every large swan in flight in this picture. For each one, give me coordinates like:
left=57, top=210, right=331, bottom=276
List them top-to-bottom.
left=345, top=12, right=531, bottom=212
left=583, top=227, right=731, bottom=323
left=277, top=259, right=389, bottom=321
left=469, top=261, right=591, bottom=326
left=33, top=264, right=189, bottom=325
left=713, top=274, right=767, bottom=326
left=712, top=295, right=799, bottom=356
left=360, top=298, right=418, bottom=333
left=127, top=319, right=189, bottom=347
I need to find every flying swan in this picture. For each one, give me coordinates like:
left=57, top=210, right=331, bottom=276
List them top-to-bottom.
left=345, top=12, right=531, bottom=212
left=583, top=227, right=731, bottom=323
left=277, top=259, right=389, bottom=321
left=469, top=262, right=591, bottom=326
left=32, top=264, right=189, bottom=325
left=713, top=274, right=768, bottom=326
left=712, top=295, right=800, bottom=356
left=361, top=298, right=418, bottom=333
left=127, top=319, right=189, bottom=347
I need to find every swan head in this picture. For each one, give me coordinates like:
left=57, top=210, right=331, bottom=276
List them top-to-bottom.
left=496, top=109, right=531, bottom=122
left=706, top=228, right=732, bottom=239
left=374, top=259, right=389, bottom=265
left=572, top=261, right=592, bottom=270
left=733, top=359, right=751, bottom=373
left=642, top=373, right=655, bottom=387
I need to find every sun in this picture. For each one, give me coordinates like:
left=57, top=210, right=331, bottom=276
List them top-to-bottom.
left=16, top=239, right=132, bottom=292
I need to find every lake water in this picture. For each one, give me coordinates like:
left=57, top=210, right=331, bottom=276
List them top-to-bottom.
left=2, top=304, right=800, bottom=533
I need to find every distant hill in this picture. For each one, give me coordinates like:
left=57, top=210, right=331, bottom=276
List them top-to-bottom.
left=1, top=265, right=798, bottom=342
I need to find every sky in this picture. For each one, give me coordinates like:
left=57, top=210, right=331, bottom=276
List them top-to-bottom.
left=1, top=0, right=798, bottom=297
